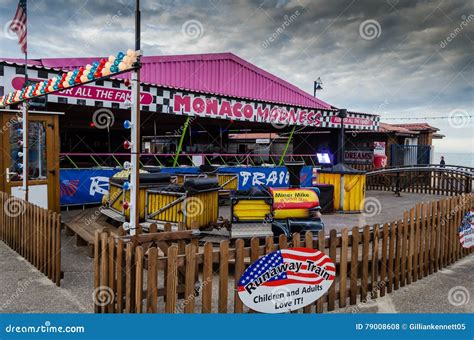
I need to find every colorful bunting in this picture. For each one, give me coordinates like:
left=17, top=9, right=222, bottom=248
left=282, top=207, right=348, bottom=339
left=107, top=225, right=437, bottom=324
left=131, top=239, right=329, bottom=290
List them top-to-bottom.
left=0, top=49, right=140, bottom=107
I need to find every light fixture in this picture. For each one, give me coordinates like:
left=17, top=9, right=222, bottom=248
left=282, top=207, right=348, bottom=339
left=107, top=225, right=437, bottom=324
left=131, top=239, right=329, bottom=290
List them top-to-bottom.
left=314, top=77, right=323, bottom=97
left=123, top=120, right=133, bottom=129
left=123, top=140, right=133, bottom=149
left=123, top=181, right=132, bottom=190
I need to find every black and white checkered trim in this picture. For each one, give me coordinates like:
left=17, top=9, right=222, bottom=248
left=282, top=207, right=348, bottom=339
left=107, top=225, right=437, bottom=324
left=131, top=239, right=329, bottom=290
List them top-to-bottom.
left=1, top=63, right=380, bottom=131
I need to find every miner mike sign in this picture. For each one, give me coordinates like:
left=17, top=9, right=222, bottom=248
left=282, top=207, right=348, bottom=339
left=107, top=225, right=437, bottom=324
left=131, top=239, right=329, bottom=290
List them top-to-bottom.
left=237, top=248, right=335, bottom=313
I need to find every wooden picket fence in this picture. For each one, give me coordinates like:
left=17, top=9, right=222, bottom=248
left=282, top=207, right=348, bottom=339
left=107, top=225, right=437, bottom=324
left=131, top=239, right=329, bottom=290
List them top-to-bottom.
left=0, top=192, right=62, bottom=286
left=94, top=193, right=473, bottom=313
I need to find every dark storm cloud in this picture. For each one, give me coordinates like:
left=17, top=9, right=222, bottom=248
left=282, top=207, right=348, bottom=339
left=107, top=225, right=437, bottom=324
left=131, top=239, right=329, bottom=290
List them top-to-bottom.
left=0, top=0, right=472, bottom=151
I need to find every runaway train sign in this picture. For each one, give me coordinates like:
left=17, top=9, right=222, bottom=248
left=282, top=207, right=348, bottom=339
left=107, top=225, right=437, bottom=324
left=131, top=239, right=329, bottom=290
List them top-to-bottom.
left=238, top=248, right=335, bottom=313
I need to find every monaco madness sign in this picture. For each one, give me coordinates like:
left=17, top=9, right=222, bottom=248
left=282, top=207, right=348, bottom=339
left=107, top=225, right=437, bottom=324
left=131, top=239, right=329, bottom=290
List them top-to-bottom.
left=172, top=93, right=324, bottom=127
left=238, top=248, right=335, bottom=313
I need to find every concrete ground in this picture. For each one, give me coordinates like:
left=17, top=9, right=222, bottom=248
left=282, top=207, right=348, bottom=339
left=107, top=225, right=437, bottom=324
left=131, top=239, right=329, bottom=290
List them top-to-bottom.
left=321, top=190, right=445, bottom=233
left=0, top=191, right=467, bottom=313
left=0, top=239, right=91, bottom=313
left=331, top=254, right=474, bottom=313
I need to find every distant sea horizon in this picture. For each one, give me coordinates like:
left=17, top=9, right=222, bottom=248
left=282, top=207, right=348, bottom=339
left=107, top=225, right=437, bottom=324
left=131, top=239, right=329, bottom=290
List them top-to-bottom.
left=433, top=152, right=473, bottom=168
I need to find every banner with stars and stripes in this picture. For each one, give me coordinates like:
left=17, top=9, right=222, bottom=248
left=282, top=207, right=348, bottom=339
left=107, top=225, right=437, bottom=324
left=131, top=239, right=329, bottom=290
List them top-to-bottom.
left=459, top=210, right=473, bottom=249
left=238, top=247, right=335, bottom=313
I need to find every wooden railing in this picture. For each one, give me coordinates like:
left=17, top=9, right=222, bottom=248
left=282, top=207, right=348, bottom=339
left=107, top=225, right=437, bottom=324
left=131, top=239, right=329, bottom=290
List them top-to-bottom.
left=366, top=166, right=473, bottom=196
left=0, top=192, right=61, bottom=286
left=94, top=194, right=473, bottom=313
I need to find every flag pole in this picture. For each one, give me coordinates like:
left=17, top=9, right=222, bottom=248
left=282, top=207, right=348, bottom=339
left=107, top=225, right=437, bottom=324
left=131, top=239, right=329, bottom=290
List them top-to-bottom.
left=22, top=0, right=29, bottom=202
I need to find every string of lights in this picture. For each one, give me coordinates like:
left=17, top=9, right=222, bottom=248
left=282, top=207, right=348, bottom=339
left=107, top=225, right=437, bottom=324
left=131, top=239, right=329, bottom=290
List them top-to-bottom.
left=381, top=115, right=473, bottom=120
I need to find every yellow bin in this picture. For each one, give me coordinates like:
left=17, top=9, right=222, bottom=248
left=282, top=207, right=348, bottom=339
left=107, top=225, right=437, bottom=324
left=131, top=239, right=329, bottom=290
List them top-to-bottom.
left=317, top=164, right=366, bottom=212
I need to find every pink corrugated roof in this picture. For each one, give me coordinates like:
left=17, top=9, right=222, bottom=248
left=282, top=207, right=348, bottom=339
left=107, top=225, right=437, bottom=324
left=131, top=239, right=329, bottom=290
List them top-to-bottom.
left=1, top=52, right=332, bottom=109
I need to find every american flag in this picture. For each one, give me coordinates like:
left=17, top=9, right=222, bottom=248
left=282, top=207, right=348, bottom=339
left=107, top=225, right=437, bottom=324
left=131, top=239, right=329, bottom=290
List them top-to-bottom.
left=10, top=0, right=27, bottom=54
left=60, top=179, right=80, bottom=197
left=459, top=210, right=473, bottom=248
left=238, top=248, right=335, bottom=289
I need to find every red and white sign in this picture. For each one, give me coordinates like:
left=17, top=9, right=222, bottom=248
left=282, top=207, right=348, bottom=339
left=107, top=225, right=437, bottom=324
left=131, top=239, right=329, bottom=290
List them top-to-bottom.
left=12, top=76, right=153, bottom=105
left=173, top=94, right=323, bottom=127
left=330, top=116, right=375, bottom=127
left=374, top=141, right=386, bottom=155
left=237, top=248, right=335, bottom=313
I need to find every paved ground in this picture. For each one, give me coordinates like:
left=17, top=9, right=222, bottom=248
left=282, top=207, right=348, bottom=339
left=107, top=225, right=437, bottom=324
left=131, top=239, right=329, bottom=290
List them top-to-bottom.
left=322, top=190, right=445, bottom=233
left=0, top=191, right=467, bottom=313
left=0, top=240, right=91, bottom=313
left=331, top=254, right=474, bottom=313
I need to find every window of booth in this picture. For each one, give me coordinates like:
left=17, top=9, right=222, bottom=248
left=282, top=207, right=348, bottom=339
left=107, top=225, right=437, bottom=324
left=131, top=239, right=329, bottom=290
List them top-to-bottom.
left=9, top=121, right=47, bottom=181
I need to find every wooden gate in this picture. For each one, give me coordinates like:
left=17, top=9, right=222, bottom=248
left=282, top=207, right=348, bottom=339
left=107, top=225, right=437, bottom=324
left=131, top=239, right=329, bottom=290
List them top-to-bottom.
left=0, top=191, right=61, bottom=285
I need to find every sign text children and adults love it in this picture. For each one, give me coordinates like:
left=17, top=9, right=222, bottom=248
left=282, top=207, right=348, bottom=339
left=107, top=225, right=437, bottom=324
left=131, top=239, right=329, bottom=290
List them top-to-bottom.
left=237, top=248, right=335, bottom=313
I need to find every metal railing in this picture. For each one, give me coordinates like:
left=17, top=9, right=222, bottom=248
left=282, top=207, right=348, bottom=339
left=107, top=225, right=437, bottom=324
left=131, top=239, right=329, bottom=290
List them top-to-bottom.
left=366, top=166, right=473, bottom=196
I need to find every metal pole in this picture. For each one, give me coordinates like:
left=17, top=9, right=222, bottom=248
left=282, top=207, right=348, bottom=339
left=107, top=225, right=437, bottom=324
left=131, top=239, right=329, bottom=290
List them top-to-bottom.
left=22, top=0, right=29, bottom=202
left=129, top=0, right=141, bottom=235
left=21, top=103, right=28, bottom=201
left=337, top=109, right=347, bottom=164
left=173, top=116, right=191, bottom=167
left=278, top=125, right=296, bottom=166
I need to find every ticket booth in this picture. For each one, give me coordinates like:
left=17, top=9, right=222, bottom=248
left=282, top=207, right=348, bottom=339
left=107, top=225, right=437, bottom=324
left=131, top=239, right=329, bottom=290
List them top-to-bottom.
left=0, top=109, right=61, bottom=213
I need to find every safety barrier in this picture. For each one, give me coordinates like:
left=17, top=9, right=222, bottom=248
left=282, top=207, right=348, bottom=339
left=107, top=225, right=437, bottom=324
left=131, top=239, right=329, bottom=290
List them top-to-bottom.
left=60, top=152, right=322, bottom=168
left=366, top=166, right=473, bottom=196
left=0, top=192, right=61, bottom=286
left=94, top=193, right=472, bottom=313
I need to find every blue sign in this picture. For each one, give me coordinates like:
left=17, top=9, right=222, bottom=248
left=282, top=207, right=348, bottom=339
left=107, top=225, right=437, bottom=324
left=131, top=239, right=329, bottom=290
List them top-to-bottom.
left=59, top=166, right=316, bottom=205
left=218, top=166, right=289, bottom=190
left=60, top=168, right=120, bottom=206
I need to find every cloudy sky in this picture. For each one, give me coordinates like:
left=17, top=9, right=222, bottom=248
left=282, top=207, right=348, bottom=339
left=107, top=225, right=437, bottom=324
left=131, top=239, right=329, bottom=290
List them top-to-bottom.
left=0, top=0, right=472, bottom=154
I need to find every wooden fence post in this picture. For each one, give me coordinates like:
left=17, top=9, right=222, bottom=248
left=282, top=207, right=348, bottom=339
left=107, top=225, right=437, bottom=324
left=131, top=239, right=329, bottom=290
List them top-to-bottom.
left=350, top=227, right=360, bottom=305
left=339, top=228, right=349, bottom=307
left=234, top=239, right=244, bottom=313
left=218, top=240, right=229, bottom=314
left=165, top=245, right=178, bottom=313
